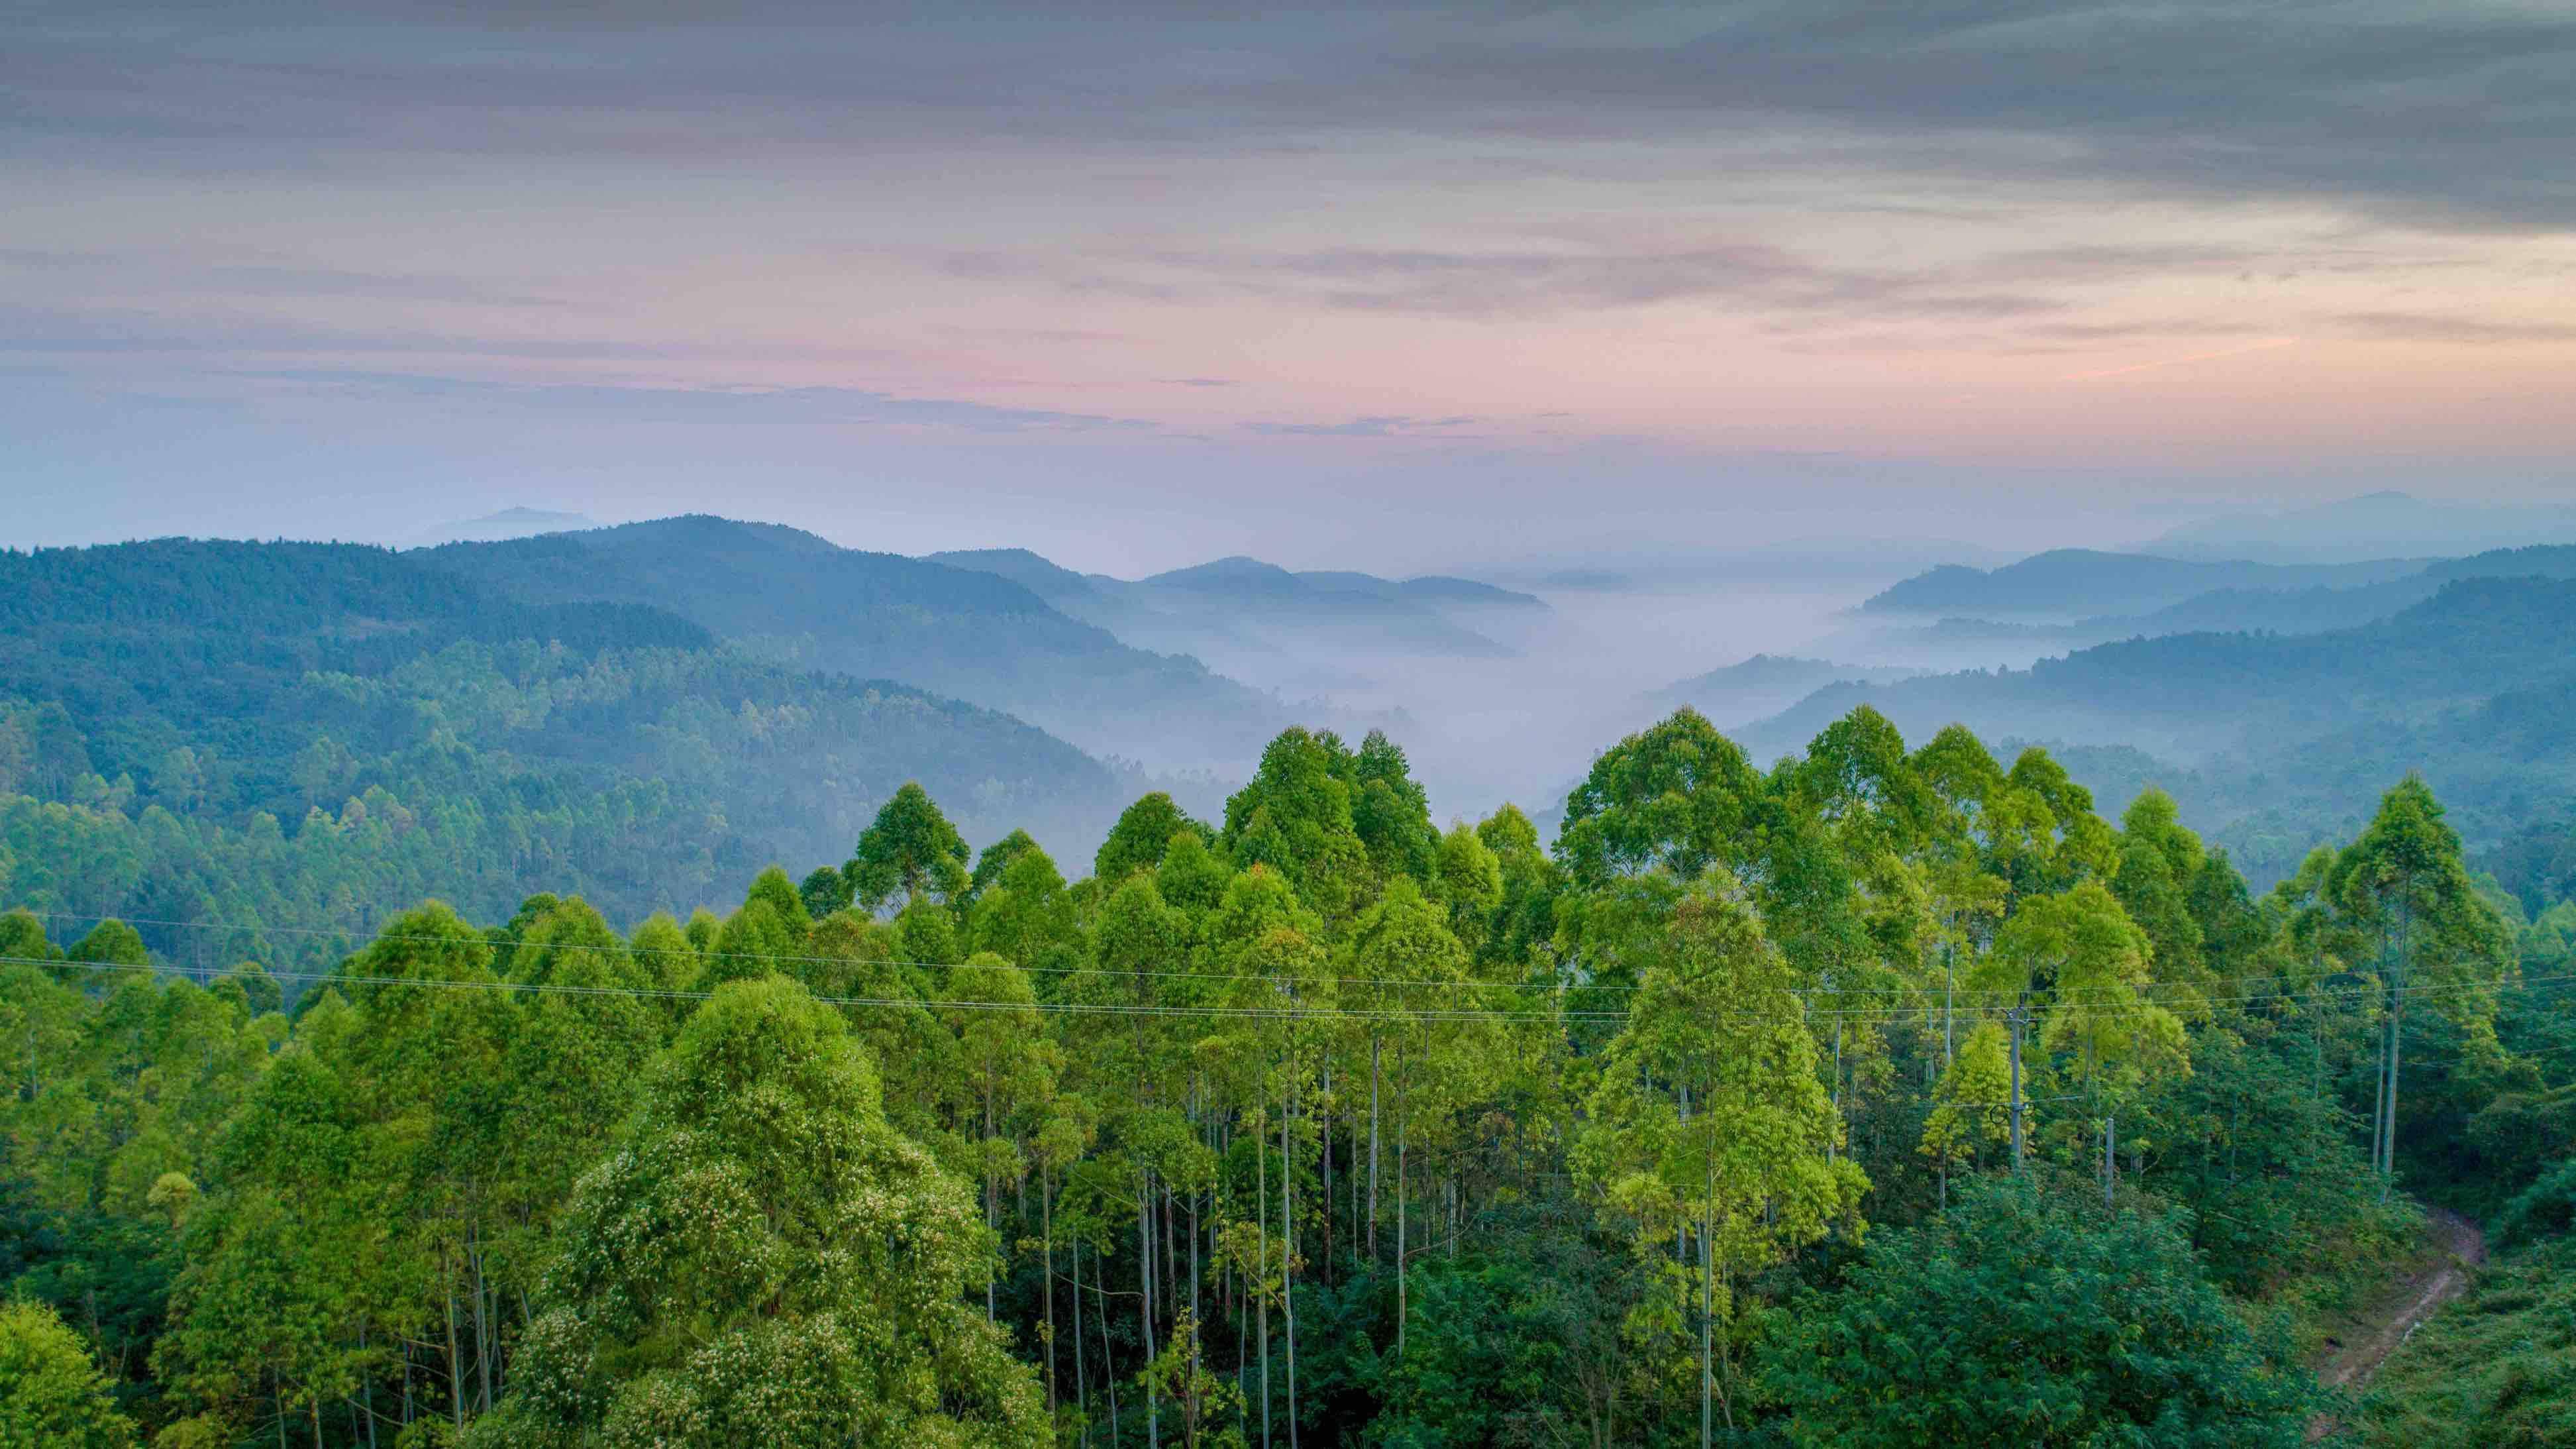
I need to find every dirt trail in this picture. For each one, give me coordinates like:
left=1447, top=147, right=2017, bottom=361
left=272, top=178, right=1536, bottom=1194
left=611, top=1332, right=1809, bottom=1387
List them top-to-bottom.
left=2307, top=1207, right=2485, bottom=1439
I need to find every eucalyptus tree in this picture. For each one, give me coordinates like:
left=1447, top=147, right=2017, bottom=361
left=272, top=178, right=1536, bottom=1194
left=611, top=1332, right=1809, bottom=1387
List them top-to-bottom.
left=1219, top=735, right=1353, bottom=924
left=2329, top=777, right=2514, bottom=1187
left=848, top=780, right=972, bottom=912
left=2112, top=790, right=2216, bottom=1020
left=1096, top=791, right=1211, bottom=886
left=968, top=837, right=1082, bottom=980
left=1343, top=875, right=1490, bottom=1354
left=1977, top=881, right=2186, bottom=1200
left=1576, top=891, right=1867, bottom=1446
left=943, top=951, right=1056, bottom=1324
left=472, top=977, right=1046, bottom=1446
left=1920, top=1022, right=2014, bottom=1207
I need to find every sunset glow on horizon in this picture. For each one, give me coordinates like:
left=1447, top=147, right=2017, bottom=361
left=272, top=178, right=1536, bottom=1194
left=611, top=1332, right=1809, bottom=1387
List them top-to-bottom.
left=9, top=2, right=2573, bottom=564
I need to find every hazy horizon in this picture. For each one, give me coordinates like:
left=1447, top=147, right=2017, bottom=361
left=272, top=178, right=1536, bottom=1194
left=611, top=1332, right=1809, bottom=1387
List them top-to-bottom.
left=13, top=2, right=2574, bottom=574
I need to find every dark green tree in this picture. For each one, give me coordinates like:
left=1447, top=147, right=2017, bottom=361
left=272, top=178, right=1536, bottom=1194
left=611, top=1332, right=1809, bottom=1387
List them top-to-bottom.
left=1763, top=1173, right=2320, bottom=1446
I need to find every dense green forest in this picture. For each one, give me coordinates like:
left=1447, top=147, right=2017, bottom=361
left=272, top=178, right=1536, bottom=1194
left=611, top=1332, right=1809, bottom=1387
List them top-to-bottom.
left=0, top=537, right=1143, bottom=970
left=8, top=704, right=2573, bottom=1445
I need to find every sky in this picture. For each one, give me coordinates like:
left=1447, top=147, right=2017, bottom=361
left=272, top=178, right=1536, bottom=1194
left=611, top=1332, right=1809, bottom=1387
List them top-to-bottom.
left=7, top=0, right=2574, bottom=574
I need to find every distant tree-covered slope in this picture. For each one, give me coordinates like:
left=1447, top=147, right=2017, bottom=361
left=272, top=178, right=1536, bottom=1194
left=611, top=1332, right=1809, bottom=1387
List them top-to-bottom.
left=2155, top=489, right=2576, bottom=563
left=433, top=517, right=1286, bottom=771
left=0, top=536, right=1127, bottom=961
left=1877, top=544, right=2576, bottom=650
left=927, top=545, right=1549, bottom=700
left=929, top=547, right=1543, bottom=660
left=1863, top=547, right=2427, bottom=619
left=1753, top=577, right=2576, bottom=883
left=1648, top=653, right=1926, bottom=723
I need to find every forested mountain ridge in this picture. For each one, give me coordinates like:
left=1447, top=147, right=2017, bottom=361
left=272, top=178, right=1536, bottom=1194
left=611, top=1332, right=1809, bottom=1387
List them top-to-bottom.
left=2153, top=489, right=2576, bottom=564
left=432, top=516, right=1291, bottom=771
left=0, top=535, right=1130, bottom=965
left=1871, top=542, right=2576, bottom=651
left=927, top=545, right=1547, bottom=686
left=1863, top=547, right=2426, bottom=618
left=1754, top=574, right=2576, bottom=883
left=1649, top=652, right=1926, bottom=722
left=9, top=707, right=2572, bottom=1444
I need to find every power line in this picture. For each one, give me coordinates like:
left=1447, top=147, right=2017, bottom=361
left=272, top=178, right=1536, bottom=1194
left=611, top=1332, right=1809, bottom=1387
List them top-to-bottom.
left=17, top=907, right=2555, bottom=1024
left=14, top=951, right=2571, bottom=1037
left=6, top=956, right=1623, bottom=1026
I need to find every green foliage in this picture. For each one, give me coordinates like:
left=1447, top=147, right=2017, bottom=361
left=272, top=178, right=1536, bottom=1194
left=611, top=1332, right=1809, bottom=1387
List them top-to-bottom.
left=0, top=537, right=1130, bottom=976
left=5, top=704, right=2559, bottom=1446
left=1556, top=708, right=1764, bottom=888
left=1222, top=728, right=1373, bottom=921
left=847, top=782, right=972, bottom=912
left=1093, top=792, right=1209, bottom=885
left=477, top=977, right=1045, bottom=1446
left=2497, top=1157, right=2576, bottom=1250
left=1763, top=1173, right=2321, bottom=1446
left=1365, top=1199, right=1643, bottom=1448
left=2357, top=1229, right=2576, bottom=1446
left=0, top=1299, right=138, bottom=1448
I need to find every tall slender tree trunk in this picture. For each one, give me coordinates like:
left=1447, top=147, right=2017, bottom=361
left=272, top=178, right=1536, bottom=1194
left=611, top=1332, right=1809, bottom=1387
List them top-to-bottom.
left=1943, top=942, right=1956, bottom=1069
left=2313, top=991, right=2326, bottom=1102
left=2381, top=998, right=2406, bottom=1198
left=2008, top=1003, right=2027, bottom=1173
left=2371, top=1010, right=2389, bottom=1175
left=1368, top=1038, right=1382, bottom=1262
left=1319, top=1059, right=1333, bottom=1285
left=1396, top=1062, right=1409, bottom=1357
left=1282, top=1072, right=1300, bottom=1449
left=985, top=1089, right=999, bottom=1324
left=1258, top=1109, right=1272, bottom=1449
left=2103, top=1112, right=2116, bottom=1208
left=1043, top=1171, right=1058, bottom=1422
left=1140, top=1173, right=1160, bottom=1449
left=1188, top=1173, right=1201, bottom=1373
left=1698, top=1203, right=1715, bottom=1449
left=470, top=1232, right=495, bottom=1417
left=1072, top=1238, right=1088, bottom=1441
left=1096, top=1254, right=1119, bottom=1449
left=445, top=1277, right=464, bottom=1433
left=358, top=1322, right=378, bottom=1449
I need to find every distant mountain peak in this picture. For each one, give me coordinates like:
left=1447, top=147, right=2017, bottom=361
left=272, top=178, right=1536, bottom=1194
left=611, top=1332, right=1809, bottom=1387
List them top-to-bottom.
left=2152, top=490, right=2576, bottom=563
left=407, top=507, right=601, bottom=547
left=1144, top=556, right=1303, bottom=592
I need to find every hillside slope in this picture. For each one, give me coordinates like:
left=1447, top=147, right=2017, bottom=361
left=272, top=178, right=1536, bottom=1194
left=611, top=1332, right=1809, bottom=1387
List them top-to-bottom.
left=433, top=517, right=1287, bottom=771
left=0, top=537, right=1127, bottom=959
left=928, top=545, right=1548, bottom=698
left=1863, top=548, right=2426, bottom=619
left=1748, top=576, right=2576, bottom=881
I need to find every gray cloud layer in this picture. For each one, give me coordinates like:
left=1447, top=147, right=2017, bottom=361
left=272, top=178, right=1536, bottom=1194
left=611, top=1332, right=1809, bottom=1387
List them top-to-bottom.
left=13, top=2, right=2574, bottom=228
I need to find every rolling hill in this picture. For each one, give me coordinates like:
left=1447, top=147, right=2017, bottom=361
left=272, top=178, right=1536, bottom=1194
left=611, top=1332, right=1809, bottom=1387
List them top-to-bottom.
left=429, top=517, right=1290, bottom=773
left=0, top=535, right=1135, bottom=961
left=926, top=546, right=1549, bottom=697
left=1862, top=549, right=2427, bottom=619
left=1746, top=574, right=2576, bottom=883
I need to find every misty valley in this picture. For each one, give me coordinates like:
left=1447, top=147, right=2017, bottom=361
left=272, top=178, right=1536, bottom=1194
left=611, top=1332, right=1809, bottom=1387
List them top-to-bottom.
left=15, top=0, right=2576, bottom=1440
left=7, top=498, right=2576, bottom=1446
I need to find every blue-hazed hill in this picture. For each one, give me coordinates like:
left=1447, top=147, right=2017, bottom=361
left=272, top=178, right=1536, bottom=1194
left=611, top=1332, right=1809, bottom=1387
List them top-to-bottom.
left=0, top=535, right=1130, bottom=963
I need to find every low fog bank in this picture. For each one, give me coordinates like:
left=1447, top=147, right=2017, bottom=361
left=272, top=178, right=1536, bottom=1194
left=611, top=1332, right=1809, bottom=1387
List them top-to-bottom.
left=1213, top=563, right=2055, bottom=828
